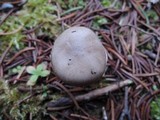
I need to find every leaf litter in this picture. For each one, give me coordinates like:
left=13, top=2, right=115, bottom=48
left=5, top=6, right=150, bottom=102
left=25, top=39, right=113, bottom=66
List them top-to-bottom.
left=0, top=0, right=160, bottom=119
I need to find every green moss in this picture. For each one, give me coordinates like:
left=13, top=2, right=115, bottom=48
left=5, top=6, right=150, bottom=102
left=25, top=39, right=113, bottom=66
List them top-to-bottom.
left=0, top=0, right=60, bottom=51
left=56, top=0, right=85, bottom=9
left=101, top=0, right=112, bottom=7
left=101, top=0, right=122, bottom=9
left=146, top=10, right=159, bottom=21
left=92, top=16, right=108, bottom=29
left=0, top=80, right=47, bottom=119
left=9, top=97, right=43, bottom=120
left=151, top=97, right=160, bottom=120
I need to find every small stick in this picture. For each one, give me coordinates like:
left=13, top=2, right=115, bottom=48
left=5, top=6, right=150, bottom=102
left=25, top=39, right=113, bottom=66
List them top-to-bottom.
left=129, top=0, right=145, bottom=19
left=60, top=6, right=83, bottom=16
left=0, top=8, right=15, bottom=26
left=56, top=12, right=77, bottom=21
left=137, top=20, right=160, bottom=36
left=23, top=23, right=44, bottom=34
left=155, top=43, right=160, bottom=66
left=0, top=45, right=11, bottom=65
left=6, top=47, right=35, bottom=65
left=105, top=47, right=127, bottom=65
left=0, top=65, right=3, bottom=77
left=14, top=66, right=26, bottom=84
left=120, top=68, right=149, bottom=91
left=134, top=72, right=159, bottom=77
left=48, top=79, right=133, bottom=107
left=75, top=79, right=132, bottom=101
left=54, top=81, right=80, bottom=109
left=53, top=82, right=92, bottom=118
left=119, top=87, right=131, bottom=120
left=17, top=92, right=36, bottom=105
left=111, top=100, right=115, bottom=120
left=47, top=106, right=71, bottom=111
left=102, top=107, right=108, bottom=120
left=49, top=114, right=58, bottom=120
left=70, top=114, right=93, bottom=120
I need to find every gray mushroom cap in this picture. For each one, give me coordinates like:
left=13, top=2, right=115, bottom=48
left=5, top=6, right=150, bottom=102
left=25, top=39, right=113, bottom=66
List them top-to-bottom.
left=51, top=26, right=107, bottom=85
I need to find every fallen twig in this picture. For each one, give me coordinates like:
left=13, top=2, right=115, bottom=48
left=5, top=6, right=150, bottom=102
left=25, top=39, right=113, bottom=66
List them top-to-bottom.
left=6, top=47, right=35, bottom=65
left=47, top=79, right=133, bottom=107
left=75, top=79, right=132, bottom=101
left=53, top=81, right=80, bottom=109
left=120, top=87, right=131, bottom=120
left=70, top=113, right=93, bottom=120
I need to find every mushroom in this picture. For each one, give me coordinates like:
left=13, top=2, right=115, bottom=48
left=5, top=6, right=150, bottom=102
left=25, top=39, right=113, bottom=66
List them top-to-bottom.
left=51, top=26, right=107, bottom=86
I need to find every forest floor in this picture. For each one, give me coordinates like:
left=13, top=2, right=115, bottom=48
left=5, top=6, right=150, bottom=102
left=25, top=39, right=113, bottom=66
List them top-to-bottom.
left=0, top=0, right=160, bottom=120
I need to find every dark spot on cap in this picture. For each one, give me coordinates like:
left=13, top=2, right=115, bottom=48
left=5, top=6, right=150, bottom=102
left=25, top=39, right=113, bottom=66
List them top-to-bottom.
left=71, top=31, right=76, bottom=33
left=69, top=59, right=72, bottom=61
left=91, top=70, right=96, bottom=75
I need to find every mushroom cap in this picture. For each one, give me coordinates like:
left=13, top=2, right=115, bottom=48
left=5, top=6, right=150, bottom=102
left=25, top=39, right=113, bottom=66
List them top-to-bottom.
left=51, top=26, right=107, bottom=85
